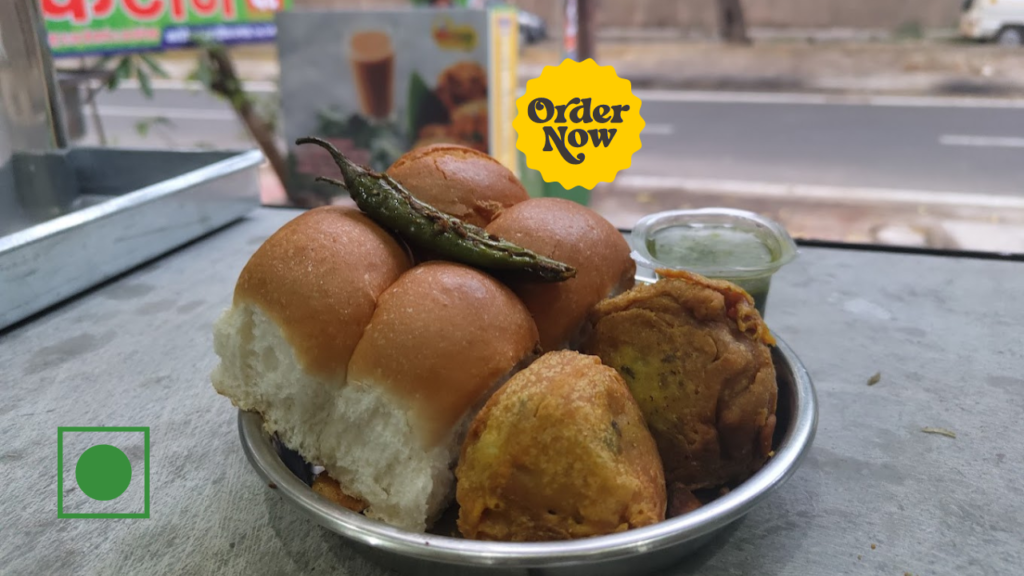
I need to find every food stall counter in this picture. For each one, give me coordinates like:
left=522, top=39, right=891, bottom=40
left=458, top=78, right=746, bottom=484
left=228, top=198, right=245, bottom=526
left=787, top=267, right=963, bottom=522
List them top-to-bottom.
left=1, top=207, right=1021, bottom=576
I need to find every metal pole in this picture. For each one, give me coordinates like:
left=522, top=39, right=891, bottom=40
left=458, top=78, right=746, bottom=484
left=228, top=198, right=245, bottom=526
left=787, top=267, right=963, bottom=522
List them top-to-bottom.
left=24, top=0, right=70, bottom=148
left=563, top=0, right=578, bottom=60
left=576, top=0, right=595, bottom=62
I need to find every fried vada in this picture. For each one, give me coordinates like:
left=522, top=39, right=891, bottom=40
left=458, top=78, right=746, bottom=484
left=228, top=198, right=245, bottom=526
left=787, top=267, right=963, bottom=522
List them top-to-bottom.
left=582, top=269, right=778, bottom=492
left=456, top=351, right=666, bottom=541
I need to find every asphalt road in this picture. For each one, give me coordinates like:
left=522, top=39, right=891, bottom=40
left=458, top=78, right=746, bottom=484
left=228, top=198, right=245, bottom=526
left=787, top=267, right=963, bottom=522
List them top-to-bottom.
left=88, top=86, right=1024, bottom=196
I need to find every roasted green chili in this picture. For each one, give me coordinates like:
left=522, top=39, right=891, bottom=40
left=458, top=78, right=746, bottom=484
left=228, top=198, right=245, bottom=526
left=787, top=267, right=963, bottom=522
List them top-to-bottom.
left=296, top=137, right=577, bottom=282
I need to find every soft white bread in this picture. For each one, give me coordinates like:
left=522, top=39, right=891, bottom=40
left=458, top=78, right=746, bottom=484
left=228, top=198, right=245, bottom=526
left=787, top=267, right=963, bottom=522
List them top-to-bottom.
left=485, top=198, right=636, bottom=351
left=212, top=206, right=410, bottom=513
left=212, top=210, right=538, bottom=532
left=344, top=261, right=539, bottom=529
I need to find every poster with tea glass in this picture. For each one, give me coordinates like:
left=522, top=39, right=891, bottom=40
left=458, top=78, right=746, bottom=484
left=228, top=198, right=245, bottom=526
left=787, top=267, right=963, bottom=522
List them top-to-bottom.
left=276, top=8, right=518, bottom=206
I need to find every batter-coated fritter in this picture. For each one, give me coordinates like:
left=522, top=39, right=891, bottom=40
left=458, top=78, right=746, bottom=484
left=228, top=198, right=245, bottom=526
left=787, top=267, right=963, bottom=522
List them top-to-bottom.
left=582, top=269, right=778, bottom=492
left=456, top=351, right=666, bottom=541
left=311, top=473, right=368, bottom=513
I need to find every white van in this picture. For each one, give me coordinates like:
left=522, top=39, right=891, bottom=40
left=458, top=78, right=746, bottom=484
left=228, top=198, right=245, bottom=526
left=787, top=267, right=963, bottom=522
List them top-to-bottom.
left=961, top=0, right=1024, bottom=45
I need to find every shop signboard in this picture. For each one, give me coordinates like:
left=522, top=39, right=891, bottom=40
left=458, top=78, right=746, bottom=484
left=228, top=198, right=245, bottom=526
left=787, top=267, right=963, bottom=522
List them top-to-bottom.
left=40, top=0, right=292, bottom=57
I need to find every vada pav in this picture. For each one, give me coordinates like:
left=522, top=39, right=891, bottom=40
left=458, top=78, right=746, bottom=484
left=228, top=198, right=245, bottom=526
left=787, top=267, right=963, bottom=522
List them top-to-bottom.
left=456, top=351, right=666, bottom=541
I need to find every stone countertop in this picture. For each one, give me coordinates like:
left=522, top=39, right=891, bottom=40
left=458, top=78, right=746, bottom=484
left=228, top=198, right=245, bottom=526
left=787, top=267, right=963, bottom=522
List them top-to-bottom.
left=1, top=207, right=1022, bottom=576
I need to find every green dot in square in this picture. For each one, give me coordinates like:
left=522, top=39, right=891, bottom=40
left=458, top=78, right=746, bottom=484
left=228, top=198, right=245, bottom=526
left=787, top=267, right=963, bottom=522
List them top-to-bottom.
left=75, top=444, right=132, bottom=501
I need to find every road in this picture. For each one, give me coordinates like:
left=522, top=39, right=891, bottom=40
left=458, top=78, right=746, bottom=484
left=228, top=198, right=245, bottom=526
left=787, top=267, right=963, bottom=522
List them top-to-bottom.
left=88, top=85, right=1024, bottom=197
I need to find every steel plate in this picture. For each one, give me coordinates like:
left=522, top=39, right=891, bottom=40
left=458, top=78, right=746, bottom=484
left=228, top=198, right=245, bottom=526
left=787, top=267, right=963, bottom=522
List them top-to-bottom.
left=238, top=321, right=816, bottom=576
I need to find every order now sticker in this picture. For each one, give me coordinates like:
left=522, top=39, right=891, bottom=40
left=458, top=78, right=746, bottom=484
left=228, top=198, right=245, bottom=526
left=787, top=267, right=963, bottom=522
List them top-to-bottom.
left=514, top=59, right=644, bottom=190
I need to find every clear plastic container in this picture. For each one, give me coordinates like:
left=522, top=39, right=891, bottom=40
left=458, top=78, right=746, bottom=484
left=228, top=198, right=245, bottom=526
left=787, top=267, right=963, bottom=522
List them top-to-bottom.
left=630, top=208, right=798, bottom=316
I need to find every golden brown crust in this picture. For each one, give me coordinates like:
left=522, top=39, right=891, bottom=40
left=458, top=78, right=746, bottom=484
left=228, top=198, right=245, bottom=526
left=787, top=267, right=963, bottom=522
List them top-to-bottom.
left=385, top=144, right=528, bottom=228
left=485, top=198, right=636, bottom=351
left=234, top=206, right=411, bottom=380
left=347, top=261, right=539, bottom=447
left=655, top=268, right=776, bottom=346
left=582, top=275, right=778, bottom=490
left=456, top=351, right=666, bottom=541
left=312, top=473, right=369, bottom=513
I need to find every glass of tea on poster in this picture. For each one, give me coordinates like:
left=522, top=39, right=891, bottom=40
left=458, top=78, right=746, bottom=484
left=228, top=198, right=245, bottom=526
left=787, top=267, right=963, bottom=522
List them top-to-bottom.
left=346, top=28, right=396, bottom=121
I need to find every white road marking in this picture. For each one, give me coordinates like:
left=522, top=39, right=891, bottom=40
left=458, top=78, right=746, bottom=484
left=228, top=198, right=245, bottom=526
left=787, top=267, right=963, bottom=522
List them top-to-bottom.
left=116, top=78, right=277, bottom=93
left=126, top=81, right=1024, bottom=110
left=633, top=90, right=1024, bottom=109
left=99, top=106, right=237, bottom=121
left=643, top=123, right=673, bottom=135
left=939, top=134, right=1024, bottom=148
left=615, top=174, right=1024, bottom=209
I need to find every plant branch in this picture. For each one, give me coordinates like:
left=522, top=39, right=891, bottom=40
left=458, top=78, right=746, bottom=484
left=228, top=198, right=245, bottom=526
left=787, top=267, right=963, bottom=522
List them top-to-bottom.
left=199, top=43, right=294, bottom=203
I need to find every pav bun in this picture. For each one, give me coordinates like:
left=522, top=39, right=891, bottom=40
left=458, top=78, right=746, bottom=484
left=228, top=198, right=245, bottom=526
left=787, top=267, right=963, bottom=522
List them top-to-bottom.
left=386, top=144, right=529, bottom=228
left=485, top=197, right=635, bottom=351
left=212, top=218, right=538, bottom=531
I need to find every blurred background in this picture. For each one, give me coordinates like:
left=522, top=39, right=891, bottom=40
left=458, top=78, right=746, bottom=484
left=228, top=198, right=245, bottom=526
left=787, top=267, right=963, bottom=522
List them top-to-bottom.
left=39, top=0, right=1024, bottom=254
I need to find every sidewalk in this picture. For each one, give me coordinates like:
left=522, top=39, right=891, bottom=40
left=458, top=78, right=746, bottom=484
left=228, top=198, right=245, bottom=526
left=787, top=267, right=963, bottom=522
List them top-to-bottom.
left=153, top=36, right=1024, bottom=97
left=519, top=39, right=1024, bottom=96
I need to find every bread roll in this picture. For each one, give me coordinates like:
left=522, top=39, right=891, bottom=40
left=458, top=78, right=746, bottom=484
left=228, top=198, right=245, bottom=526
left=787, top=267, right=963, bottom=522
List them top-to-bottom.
left=386, top=144, right=529, bottom=227
left=485, top=198, right=635, bottom=351
left=217, top=206, right=411, bottom=381
left=213, top=216, right=538, bottom=533
left=344, top=261, right=539, bottom=530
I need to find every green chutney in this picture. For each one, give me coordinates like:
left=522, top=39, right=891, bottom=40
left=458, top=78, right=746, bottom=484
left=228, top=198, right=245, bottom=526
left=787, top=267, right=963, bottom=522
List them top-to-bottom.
left=646, top=225, right=778, bottom=315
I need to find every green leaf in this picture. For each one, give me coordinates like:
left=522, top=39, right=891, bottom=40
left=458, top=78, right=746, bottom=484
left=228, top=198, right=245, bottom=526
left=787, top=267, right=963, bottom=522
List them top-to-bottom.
left=139, top=53, right=169, bottom=78
left=93, top=55, right=115, bottom=73
left=116, top=56, right=134, bottom=80
left=105, top=57, right=132, bottom=90
left=190, top=58, right=213, bottom=89
left=137, top=68, right=153, bottom=99
left=407, top=71, right=449, bottom=141
left=134, top=115, right=174, bottom=137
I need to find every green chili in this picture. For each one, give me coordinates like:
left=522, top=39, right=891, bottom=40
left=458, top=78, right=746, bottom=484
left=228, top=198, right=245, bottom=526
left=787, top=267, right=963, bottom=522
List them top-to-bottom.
left=296, top=137, right=576, bottom=282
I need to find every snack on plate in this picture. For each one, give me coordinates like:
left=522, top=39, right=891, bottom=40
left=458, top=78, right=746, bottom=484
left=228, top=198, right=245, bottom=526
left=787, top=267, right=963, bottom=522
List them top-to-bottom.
left=435, top=61, right=487, bottom=113
left=449, top=98, right=489, bottom=152
left=417, top=123, right=450, bottom=140
left=410, top=135, right=475, bottom=150
left=217, top=139, right=785, bottom=539
left=386, top=143, right=528, bottom=227
left=486, top=197, right=636, bottom=351
left=213, top=206, right=410, bottom=384
left=212, top=208, right=539, bottom=532
left=582, top=269, right=778, bottom=494
left=456, top=351, right=666, bottom=541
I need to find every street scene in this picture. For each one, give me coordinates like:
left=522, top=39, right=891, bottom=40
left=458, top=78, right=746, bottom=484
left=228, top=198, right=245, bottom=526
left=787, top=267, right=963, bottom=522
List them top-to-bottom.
left=57, top=0, right=1024, bottom=253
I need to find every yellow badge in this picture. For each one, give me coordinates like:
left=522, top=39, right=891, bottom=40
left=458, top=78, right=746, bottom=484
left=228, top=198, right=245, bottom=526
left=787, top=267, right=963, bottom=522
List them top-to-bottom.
left=514, top=59, right=644, bottom=190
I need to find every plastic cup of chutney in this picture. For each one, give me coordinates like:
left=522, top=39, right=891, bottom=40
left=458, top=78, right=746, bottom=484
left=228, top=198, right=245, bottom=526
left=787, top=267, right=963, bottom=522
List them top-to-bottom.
left=629, top=208, right=798, bottom=317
